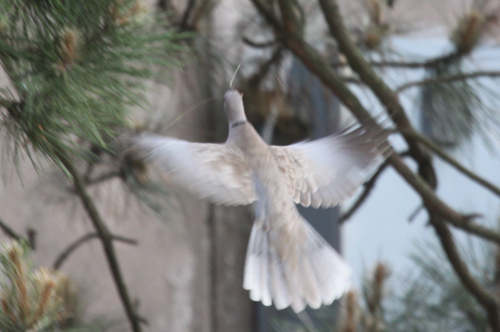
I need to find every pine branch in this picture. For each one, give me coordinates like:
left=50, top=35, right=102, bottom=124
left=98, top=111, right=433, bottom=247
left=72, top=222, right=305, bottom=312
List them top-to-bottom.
left=0, top=3, right=186, bottom=330
left=1, top=3, right=184, bottom=161
left=57, top=151, right=143, bottom=332
left=53, top=232, right=138, bottom=270
left=0, top=241, right=74, bottom=330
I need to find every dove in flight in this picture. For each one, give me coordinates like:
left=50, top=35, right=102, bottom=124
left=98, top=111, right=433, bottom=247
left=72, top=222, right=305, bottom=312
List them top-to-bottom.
left=131, top=89, right=390, bottom=312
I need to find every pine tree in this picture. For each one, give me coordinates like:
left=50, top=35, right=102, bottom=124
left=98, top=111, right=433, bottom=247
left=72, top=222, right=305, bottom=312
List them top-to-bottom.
left=0, top=0, right=182, bottom=163
left=0, top=2, right=185, bottom=331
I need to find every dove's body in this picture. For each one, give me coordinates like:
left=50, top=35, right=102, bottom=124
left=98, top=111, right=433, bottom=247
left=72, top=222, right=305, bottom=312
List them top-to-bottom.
left=132, top=89, right=390, bottom=312
left=226, top=118, right=353, bottom=311
left=227, top=123, right=291, bottom=221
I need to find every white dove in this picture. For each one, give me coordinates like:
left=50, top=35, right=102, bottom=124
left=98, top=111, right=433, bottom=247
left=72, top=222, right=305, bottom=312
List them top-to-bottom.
left=131, top=89, right=390, bottom=312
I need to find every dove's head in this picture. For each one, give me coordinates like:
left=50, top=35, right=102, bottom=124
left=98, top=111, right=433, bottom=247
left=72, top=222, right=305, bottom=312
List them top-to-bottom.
left=224, top=89, right=247, bottom=125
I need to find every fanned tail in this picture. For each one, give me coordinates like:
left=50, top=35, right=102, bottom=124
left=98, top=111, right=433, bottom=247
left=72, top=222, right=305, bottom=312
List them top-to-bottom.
left=243, top=214, right=352, bottom=312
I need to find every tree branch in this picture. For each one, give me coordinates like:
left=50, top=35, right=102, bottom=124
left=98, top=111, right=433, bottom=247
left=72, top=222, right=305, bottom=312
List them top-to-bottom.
left=252, top=0, right=500, bottom=244
left=317, top=0, right=437, bottom=189
left=255, top=1, right=500, bottom=327
left=396, top=71, right=500, bottom=93
left=403, top=129, right=500, bottom=198
left=57, top=153, right=143, bottom=332
left=388, top=154, right=500, bottom=243
left=429, top=213, right=500, bottom=331
left=53, top=232, right=138, bottom=270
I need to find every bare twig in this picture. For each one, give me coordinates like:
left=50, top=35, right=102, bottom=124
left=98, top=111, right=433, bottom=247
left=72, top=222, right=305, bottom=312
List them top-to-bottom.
left=157, top=0, right=173, bottom=11
left=179, top=0, right=196, bottom=30
left=250, top=0, right=282, bottom=33
left=242, top=37, right=280, bottom=48
left=248, top=47, right=284, bottom=87
left=330, top=58, right=459, bottom=70
left=330, top=60, right=426, bottom=69
left=396, top=71, right=500, bottom=93
left=404, top=129, right=500, bottom=198
left=340, top=151, right=412, bottom=224
left=57, top=152, right=143, bottom=332
left=340, top=159, right=391, bottom=224
left=66, top=171, right=121, bottom=194
left=86, top=171, right=121, bottom=187
left=408, top=204, right=424, bottom=222
left=429, top=213, right=500, bottom=331
left=0, top=217, right=22, bottom=241
left=0, top=218, right=36, bottom=249
left=26, top=228, right=36, bottom=250
left=53, top=232, right=138, bottom=270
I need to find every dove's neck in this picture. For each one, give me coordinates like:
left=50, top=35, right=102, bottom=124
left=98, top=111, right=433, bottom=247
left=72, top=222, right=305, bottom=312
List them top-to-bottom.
left=225, top=99, right=247, bottom=127
left=228, top=113, right=247, bottom=127
left=231, top=119, right=248, bottom=129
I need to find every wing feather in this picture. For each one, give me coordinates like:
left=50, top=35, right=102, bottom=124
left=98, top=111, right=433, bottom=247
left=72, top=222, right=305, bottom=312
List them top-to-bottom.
left=270, top=122, right=391, bottom=208
left=131, top=135, right=257, bottom=206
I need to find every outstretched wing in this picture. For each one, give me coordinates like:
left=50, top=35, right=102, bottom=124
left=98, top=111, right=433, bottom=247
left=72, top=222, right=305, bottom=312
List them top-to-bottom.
left=270, top=122, right=391, bottom=208
left=130, top=135, right=257, bottom=206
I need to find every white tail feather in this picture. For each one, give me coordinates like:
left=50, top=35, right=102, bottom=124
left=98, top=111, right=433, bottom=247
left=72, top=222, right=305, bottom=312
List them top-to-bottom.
left=243, top=214, right=352, bottom=312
